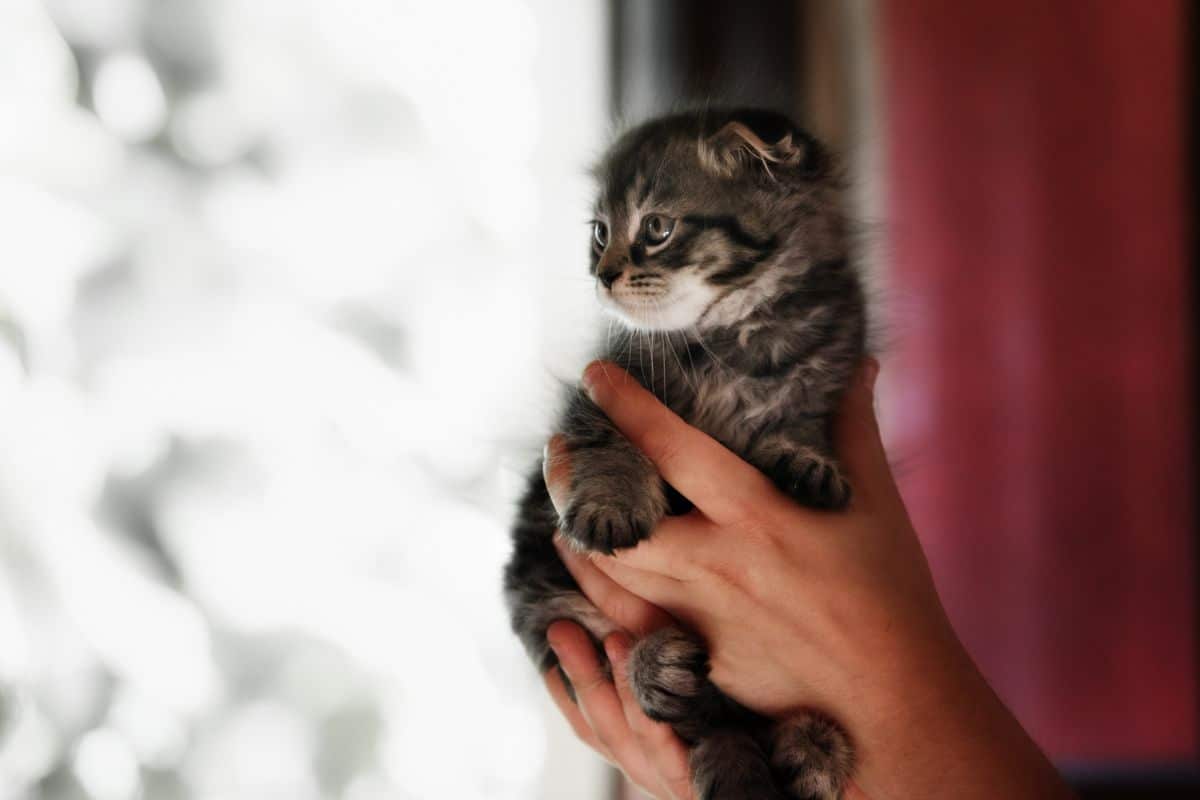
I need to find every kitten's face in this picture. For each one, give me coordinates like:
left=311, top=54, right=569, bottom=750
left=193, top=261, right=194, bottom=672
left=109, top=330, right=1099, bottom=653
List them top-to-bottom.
left=589, top=111, right=834, bottom=332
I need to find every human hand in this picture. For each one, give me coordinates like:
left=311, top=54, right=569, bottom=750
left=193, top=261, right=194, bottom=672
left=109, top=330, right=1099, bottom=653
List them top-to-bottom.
left=544, top=359, right=1074, bottom=800
left=543, top=620, right=695, bottom=799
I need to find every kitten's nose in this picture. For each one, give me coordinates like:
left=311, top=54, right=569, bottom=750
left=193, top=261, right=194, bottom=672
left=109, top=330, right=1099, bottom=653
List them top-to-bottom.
left=598, top=268, right=623, bottom=289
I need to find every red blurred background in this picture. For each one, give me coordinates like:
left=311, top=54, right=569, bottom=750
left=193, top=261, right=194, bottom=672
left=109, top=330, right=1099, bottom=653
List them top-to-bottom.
left=883, top=0, right=1195, bottom=767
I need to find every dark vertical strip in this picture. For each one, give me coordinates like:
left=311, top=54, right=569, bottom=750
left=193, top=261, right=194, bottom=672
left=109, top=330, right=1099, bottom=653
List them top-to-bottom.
left=609, top=0, right=799, bottom=123
left=609, top=0, right=682, bottom=123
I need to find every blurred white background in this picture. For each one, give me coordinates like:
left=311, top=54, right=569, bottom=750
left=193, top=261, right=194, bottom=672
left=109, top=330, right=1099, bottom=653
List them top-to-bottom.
left=0, top=1, right=611, bottom=798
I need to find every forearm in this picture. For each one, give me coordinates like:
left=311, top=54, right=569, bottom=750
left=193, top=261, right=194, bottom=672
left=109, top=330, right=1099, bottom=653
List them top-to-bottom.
left=847, top=619, right=1074, bottom=800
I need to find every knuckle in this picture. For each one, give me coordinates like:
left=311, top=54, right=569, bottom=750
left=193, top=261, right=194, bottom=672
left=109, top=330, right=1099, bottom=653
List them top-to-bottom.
left=733, top=491, right=781, bottom=541
left=722, top=493, right=761, bottom=528
left=740, top=512, right=778, bottom=548
left=700, top=526, right=780, bottom=593
left=700, top=543, right=765, bottom=593
left=704, top=558, right=749, bottom=591
left=574, top=673, right=608, bottom=697
left=592, top=724, right=625, bottom=757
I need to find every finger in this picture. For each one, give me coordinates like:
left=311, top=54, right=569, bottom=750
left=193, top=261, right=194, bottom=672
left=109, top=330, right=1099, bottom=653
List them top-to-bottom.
left=833, top=357, right=895, bottom=507
left=582, top=361, right=775, bottom=523
left=543, top=434, right=570, bottom=514
left=596, top=511, right=713, bottom=579
left=554, top=535, right=674, bottom=636
left=590, top=550, right=689, bottom=610
left=547, top=622, right=657, bottom=783
left=606, top=634, right=695, bottom=799
left=543, top=665, right=612, bottom=761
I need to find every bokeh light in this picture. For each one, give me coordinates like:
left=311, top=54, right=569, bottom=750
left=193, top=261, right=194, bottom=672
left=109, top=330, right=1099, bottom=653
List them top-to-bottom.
left=0, top=1, right=610, bottom=797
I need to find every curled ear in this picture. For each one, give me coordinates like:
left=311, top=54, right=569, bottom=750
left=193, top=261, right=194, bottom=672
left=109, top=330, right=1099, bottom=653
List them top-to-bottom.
left=699, top=120, right=818, bottom=179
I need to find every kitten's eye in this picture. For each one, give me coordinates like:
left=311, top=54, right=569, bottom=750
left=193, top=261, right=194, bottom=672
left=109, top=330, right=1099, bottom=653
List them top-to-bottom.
left=642, top=214, right=675, bottom=245
left=592, top=221, right=609, bottom=251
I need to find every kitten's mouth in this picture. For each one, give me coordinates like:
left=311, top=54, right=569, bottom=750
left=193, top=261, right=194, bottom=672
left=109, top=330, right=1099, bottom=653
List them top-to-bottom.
left=598, top=275, right=715, bottom=331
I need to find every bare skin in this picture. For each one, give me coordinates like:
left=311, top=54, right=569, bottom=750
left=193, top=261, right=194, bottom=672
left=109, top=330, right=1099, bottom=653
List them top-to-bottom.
left=542, top=359, right=1076, bottom=800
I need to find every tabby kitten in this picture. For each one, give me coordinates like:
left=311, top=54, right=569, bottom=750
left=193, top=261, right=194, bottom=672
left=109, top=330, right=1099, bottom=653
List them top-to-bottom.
left=505, top=109, right=865, bottom=800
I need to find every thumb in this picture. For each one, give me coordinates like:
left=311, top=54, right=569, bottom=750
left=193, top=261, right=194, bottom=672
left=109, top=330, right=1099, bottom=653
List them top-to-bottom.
left=834, top=358, right=892, bottom=506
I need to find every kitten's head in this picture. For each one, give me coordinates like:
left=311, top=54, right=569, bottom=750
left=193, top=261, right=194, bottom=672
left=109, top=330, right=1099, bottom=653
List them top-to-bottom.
left=589, top=109, right=843, bottom=332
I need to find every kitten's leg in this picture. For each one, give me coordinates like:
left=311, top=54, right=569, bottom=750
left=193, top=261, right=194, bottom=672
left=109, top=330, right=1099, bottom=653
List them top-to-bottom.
left=556, top=390, right=669, bottom=553
left=753, top=424, right=851, bottom=510
left=504, top=468, right=618, bottom=687
left=629, top=628, right=789, bottom=798
left=767, top=714, right=855, bottom=800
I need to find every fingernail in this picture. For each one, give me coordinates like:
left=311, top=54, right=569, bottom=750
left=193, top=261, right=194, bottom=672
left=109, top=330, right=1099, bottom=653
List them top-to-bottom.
left=581, top=361, right=606, bottom=404
left=552, top=535, right=571, bottom=559
left=546, top=622, right=566, bottom=654
left=603, top=637, right=619, bottom=665
left=548, top=643, right=567, bottom=675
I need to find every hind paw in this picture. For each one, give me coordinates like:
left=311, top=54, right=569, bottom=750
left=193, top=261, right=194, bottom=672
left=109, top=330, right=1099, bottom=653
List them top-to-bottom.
left=768, top=713, right=854, bottom=800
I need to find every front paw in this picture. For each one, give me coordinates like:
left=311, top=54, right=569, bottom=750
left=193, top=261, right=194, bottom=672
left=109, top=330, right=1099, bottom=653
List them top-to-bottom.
left=556, top=441, right=672, bottom=554
left=770, top=450, right=851, bottom=511
left=559, top=462, right=668, bottom=554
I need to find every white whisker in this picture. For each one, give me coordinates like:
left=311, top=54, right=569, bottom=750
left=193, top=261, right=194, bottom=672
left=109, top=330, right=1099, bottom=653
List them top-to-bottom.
left=690, top=324, right=733, bottom=379
left=648, top=327, right=656, bottom=394
left=664, top=327, right=695, bottom=393
left=681, top=327, right=699, bottom=388
left=637, top=328, right=644, bottom=378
